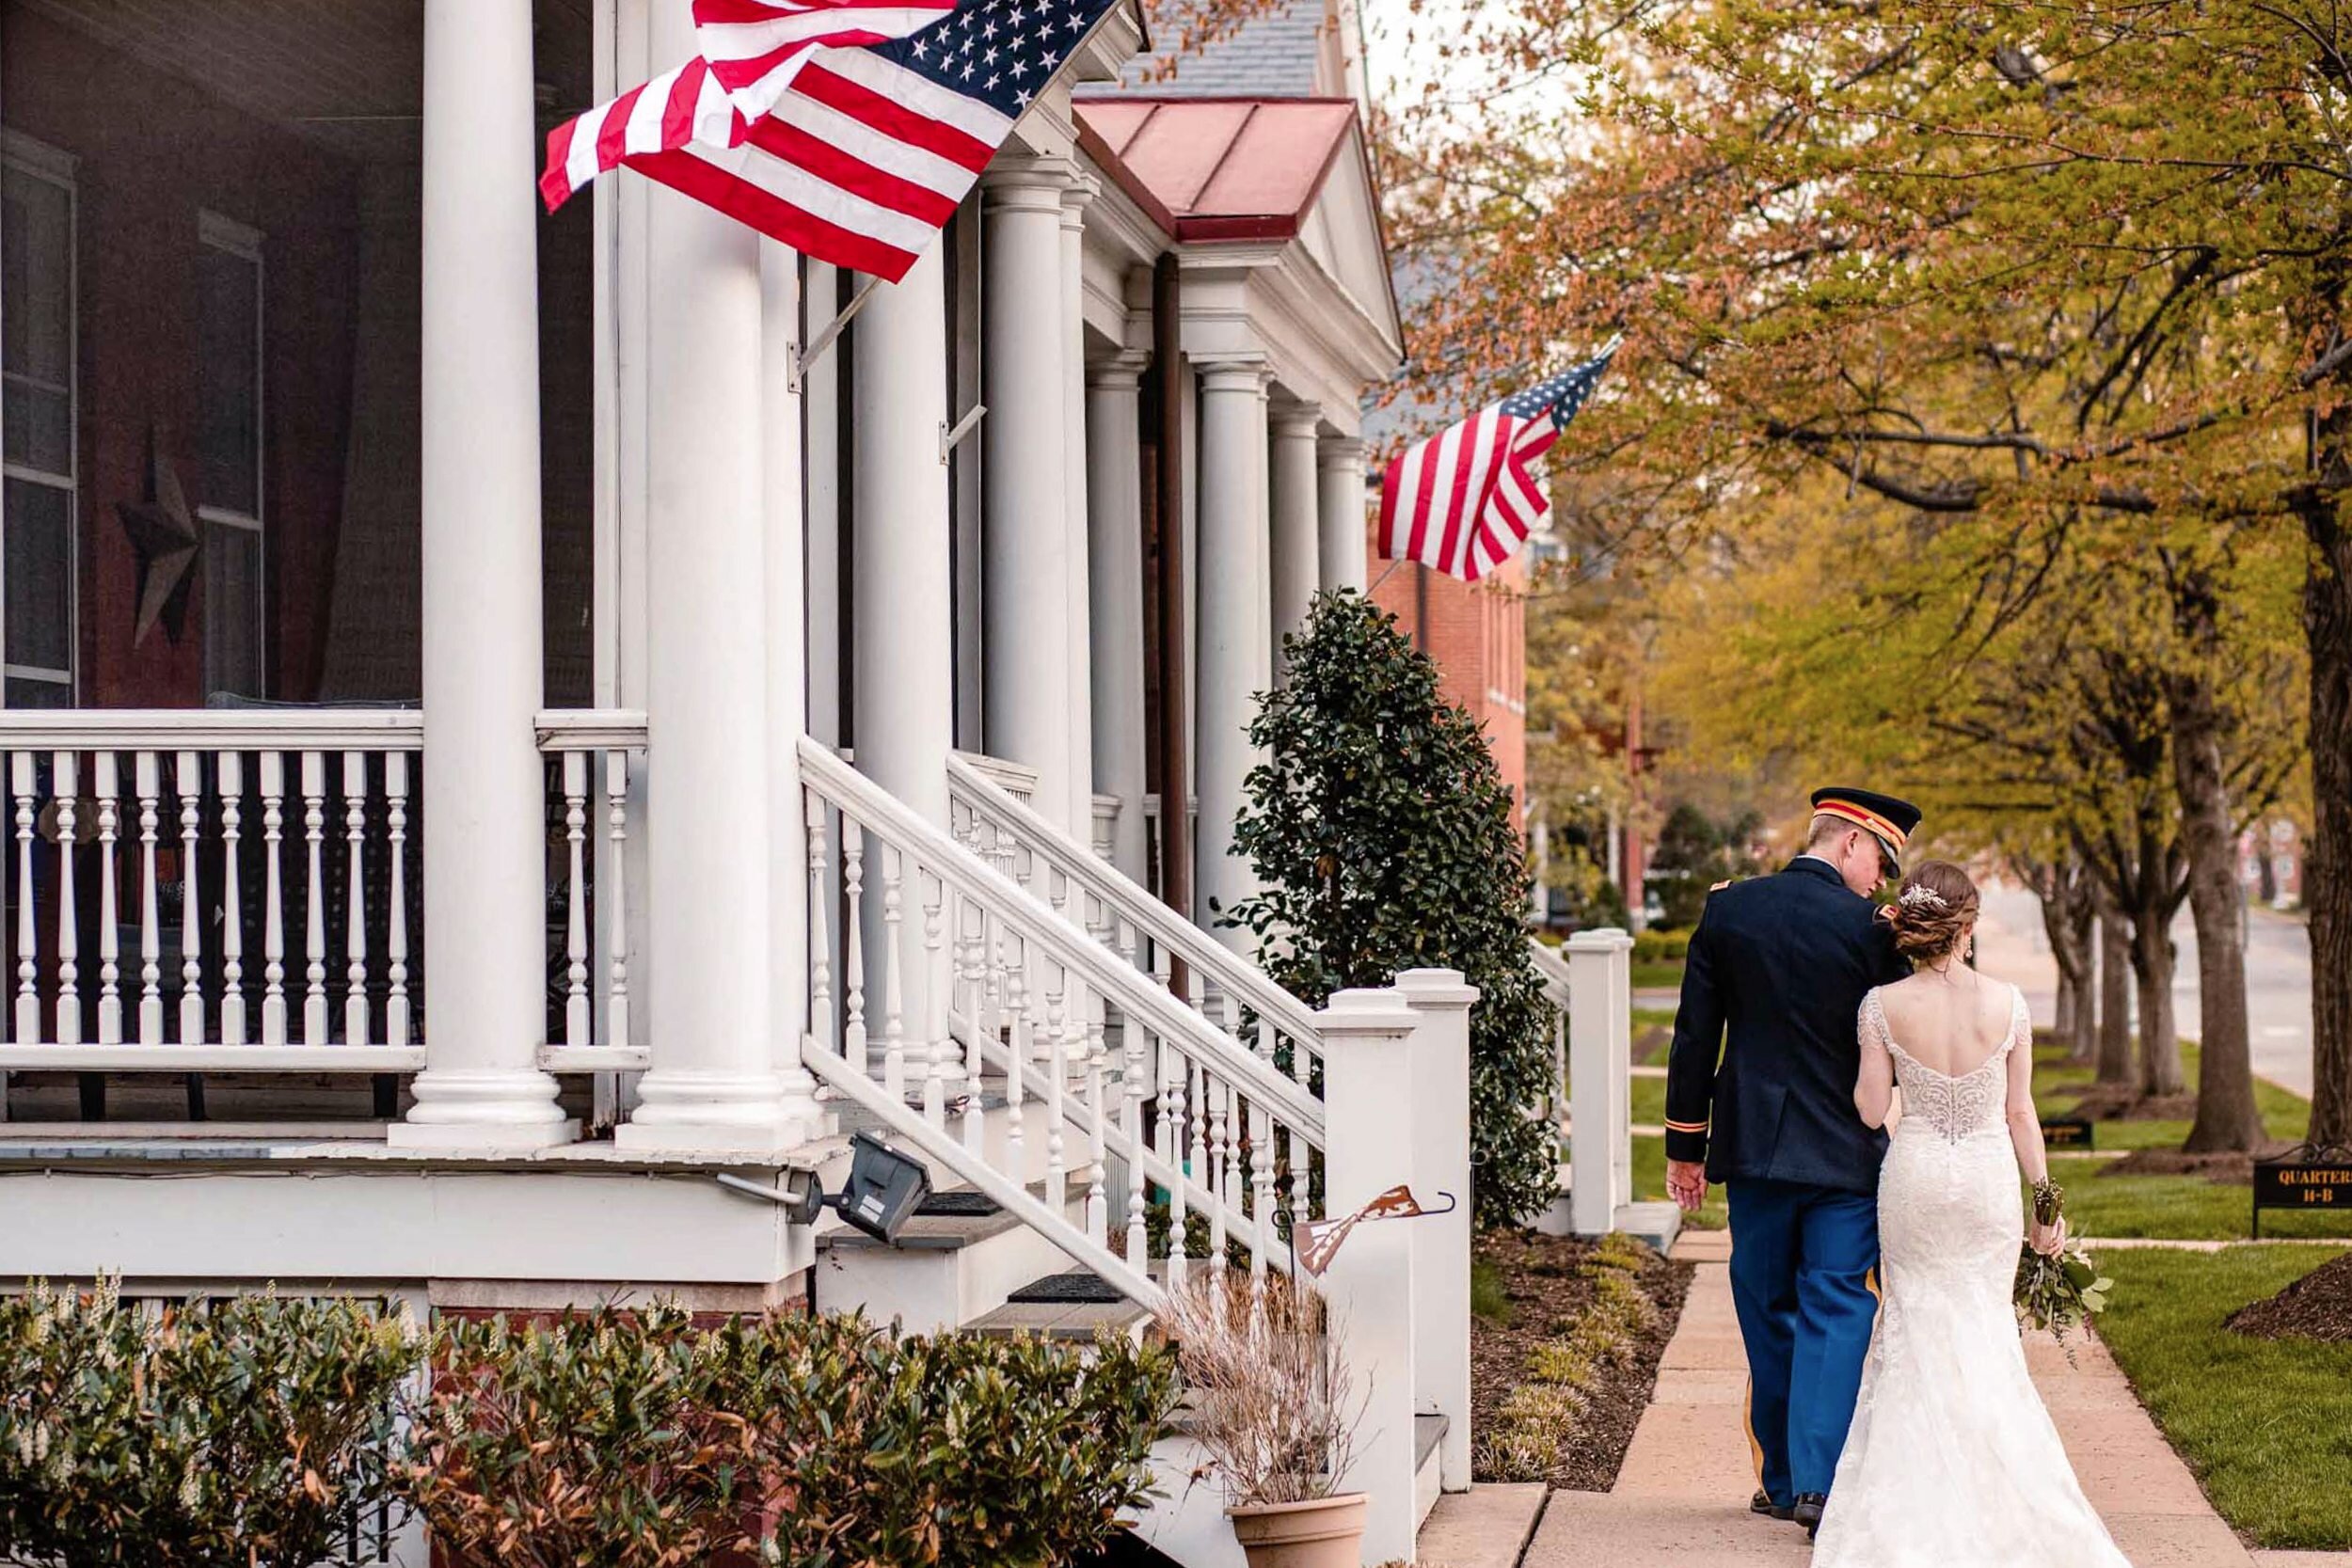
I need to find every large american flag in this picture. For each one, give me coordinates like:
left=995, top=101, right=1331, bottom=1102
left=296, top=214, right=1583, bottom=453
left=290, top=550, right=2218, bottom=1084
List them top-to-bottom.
left=541, top=0, right=1121, bottom=282
left=1376, top=341, right=1619, bottom=582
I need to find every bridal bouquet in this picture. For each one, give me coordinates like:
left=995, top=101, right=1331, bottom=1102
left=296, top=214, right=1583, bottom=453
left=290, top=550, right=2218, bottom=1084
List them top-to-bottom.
left=2014, top=1179, right=2113, bottom=1357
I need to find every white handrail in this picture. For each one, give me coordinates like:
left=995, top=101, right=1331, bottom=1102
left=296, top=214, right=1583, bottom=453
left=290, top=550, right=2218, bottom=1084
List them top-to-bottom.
left=0, top=710, right=421, bottom=752
left=802, top=738, right=1326, bottom=1138
left=945, top=752, right=1327, bottom=1048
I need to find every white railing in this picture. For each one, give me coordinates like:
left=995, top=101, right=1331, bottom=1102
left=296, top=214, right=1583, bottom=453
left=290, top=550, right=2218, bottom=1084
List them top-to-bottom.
left=536, top=710, right=647, bottom=1070
left=0, top=711, right=425, bottom=1072
left=803, top=738, right=1326, bottom=1300
left=946, top=756, right=1326, bottom=1104
left=1529, top=934, right=1572, bottom=1134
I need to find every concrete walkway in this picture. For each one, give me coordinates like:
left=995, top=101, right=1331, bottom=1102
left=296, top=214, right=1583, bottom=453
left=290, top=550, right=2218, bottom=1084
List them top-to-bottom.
left=1525, top=1229, right=2257, bottom=1567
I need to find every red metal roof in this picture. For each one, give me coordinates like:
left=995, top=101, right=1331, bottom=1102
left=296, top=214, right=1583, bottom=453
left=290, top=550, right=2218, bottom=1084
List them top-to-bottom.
left=1074, top=97, right=1359, bottom=242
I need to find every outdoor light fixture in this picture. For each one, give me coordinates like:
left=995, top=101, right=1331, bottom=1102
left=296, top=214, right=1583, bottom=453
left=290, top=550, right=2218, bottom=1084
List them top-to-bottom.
left=713, top=1132, right=932, bottom=1245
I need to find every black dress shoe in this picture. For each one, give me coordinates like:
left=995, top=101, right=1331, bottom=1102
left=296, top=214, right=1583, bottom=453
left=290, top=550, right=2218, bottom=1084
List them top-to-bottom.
left=1748, top=1489, right=1796, bottom=1521
left=1792, top=1493, right=1828, bottom=1538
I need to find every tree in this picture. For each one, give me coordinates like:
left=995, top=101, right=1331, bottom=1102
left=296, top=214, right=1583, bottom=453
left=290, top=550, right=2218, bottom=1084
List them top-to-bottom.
left=1379, top=0, right=2337, bottom=1145
left=1224, top=591, right=1558, bottom=1226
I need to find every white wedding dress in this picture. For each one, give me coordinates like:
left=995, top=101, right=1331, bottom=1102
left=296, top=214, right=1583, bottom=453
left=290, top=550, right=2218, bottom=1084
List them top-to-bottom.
left=1811, top=984, right=2134, bottom=1568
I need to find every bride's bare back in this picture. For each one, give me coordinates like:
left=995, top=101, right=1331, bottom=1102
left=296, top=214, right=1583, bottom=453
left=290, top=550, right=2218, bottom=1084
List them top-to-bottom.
left=1872, top=968, right=2017, bottom=1078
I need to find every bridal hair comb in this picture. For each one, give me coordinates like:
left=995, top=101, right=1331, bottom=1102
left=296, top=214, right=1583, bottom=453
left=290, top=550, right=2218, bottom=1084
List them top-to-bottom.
left=1897, top=884, right=1949, bottom=911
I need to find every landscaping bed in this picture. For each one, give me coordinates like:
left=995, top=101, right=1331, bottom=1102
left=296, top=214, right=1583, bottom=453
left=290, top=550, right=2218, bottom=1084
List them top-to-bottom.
left=1470, top=1229, right=1692, bottom=1490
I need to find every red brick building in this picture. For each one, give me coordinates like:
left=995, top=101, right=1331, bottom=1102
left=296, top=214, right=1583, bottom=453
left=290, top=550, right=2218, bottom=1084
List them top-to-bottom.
left=1370, top=548, right=1529, bottom=812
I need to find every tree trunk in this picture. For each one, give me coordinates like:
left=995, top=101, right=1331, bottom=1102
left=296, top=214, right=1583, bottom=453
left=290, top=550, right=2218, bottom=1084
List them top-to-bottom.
left=2305, top=467, right=2352, bottom=1150
left=2168, top=658, right=2265, bottom=1152
left=2041, top=868, right=2098, bottom=1063
left=2130, top=871, right=2185, bottom=1099
left=2095, top=902, right=2135, bottom=1086
left=2053, top=973, right=2079, bottom=1055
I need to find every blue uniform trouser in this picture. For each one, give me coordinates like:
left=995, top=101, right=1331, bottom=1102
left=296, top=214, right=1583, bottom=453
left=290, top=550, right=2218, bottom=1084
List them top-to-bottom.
left=1725, top=1178, right=1879, bottom=1504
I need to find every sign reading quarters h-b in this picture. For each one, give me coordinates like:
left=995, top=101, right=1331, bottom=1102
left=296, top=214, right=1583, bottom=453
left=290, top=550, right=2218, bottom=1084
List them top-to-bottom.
left=2040, top=1117, right=2094, bottom=1151
left=2252, top=1147, right=2352, bottom=1238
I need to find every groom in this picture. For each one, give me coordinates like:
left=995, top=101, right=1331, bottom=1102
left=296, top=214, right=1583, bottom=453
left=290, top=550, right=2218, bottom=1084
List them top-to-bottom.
left=1662, top=787, right=1919, bottom=1537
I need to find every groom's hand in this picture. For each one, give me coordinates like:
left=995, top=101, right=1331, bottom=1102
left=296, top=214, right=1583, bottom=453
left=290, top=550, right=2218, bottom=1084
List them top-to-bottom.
left=1667, top=1159, right=1708, bottom=1213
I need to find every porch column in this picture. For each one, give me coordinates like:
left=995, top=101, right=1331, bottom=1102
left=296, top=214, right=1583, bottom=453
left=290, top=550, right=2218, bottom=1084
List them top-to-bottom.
left=394, top=0, right=569, bottom=1148
left=617, top=1, right=788, bottom=1150
left=982, top=162, right=1075, bottom=829
left=1061, top=181, right=1097, bottom=841
left=852, top=245, right=959, bottom=1093
left=853, top=248, right=953, bottom=828
left=1088, top=351, right=1151, bottom=885
left=1194, top=358, right=1271, bottom=943
left=1269, top=403, right=1322, bottom=680
left=1317, top=434, right=1369, bottom=594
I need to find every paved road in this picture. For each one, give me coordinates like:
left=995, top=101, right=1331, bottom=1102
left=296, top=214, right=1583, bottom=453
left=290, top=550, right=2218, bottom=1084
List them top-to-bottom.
left=1975, top=880, right=2314, bottom=1098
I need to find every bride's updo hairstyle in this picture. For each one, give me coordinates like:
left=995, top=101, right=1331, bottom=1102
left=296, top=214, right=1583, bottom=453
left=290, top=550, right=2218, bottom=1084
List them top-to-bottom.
left=1880, top=860, right=1980, bottom=962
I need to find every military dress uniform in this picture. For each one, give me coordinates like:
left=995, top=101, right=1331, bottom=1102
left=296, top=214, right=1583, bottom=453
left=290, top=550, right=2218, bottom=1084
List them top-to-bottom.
left=1662, top=788, right=1918, bottom=1523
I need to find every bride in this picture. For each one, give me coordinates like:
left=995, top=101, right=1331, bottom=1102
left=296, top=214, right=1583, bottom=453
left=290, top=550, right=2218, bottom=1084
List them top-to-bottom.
left=1811, top=861, right=2133, bottom=1567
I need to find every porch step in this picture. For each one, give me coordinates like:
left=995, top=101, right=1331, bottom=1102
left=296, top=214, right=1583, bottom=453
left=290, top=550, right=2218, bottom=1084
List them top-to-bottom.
left=813, top=1178, right=1094, bottom=1335
left=964, top=1271, right=1152, bottom=1341
left=1416, top=1414, right=1447, bottom=1529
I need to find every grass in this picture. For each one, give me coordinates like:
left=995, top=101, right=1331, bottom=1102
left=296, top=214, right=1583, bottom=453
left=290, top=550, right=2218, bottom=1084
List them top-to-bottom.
left=1631, top=960, right=1686, bottom=990
left=2032, top=1040, right=2312, bottom=1150
left=2094, top=1245, right=2352, bottom=1549
left=1471, top=1255, right=1513, bottom=1325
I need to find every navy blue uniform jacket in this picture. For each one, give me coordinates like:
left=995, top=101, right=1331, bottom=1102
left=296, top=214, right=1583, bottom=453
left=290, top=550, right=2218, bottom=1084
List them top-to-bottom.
left=1662, top=858, right=1911, bottom=1195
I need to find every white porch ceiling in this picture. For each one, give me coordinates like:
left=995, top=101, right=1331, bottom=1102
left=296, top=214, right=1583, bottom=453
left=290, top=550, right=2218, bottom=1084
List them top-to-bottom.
left=16, top=0, right=592, bottom=164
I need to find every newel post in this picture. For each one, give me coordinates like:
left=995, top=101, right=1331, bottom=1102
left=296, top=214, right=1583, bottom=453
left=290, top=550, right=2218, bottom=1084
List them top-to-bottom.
left=1565, top=928, right=1633, bottom=1234
left=1396, top=967, right=1475, bottom=1494
left=1315, top=986, right=1422, bottom=1565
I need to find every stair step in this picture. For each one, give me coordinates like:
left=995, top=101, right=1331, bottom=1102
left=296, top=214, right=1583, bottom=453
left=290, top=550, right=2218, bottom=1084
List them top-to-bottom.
left=1006, top=1269, right=1130, bottom=1305
left=962, top=1294, right=1152, bottom=1341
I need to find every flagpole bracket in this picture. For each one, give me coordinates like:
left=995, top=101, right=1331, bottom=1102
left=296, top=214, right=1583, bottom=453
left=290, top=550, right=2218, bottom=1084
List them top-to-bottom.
left=788, top=273, right=885, bottom=394
left=940, top=404, right=988, bottom=465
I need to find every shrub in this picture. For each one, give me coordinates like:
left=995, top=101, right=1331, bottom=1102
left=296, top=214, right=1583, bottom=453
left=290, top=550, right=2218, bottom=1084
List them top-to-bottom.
left=1227, top=591, right=1558, bottom=1225
left=1630, top=930, right=1690, bottom=964
left=0, top=1280, right=421, bottom=1568
left=403, top=1305, right=1177, bottom=1568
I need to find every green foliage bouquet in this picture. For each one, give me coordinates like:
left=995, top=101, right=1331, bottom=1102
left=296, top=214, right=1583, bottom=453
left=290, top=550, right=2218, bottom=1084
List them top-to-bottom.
left=1226, top=591, right=1559, bottom=1226
left=2014, top=1180, right=2114, bottom=1360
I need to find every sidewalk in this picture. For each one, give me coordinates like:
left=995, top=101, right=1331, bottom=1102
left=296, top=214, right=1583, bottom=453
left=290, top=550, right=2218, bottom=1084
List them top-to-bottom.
left=1524, top=1229, right=2258, bottom=1567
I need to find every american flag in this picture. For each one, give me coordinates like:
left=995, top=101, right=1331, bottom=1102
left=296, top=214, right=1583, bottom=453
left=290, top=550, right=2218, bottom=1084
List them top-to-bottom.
left=541, top=0, right=1121, bottom=282
left=1376, top=341, right=1619, bottom=582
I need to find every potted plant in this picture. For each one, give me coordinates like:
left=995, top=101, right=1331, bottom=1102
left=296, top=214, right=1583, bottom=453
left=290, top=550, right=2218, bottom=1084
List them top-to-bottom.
left=1157, top=1270, right=1366, bottom=1568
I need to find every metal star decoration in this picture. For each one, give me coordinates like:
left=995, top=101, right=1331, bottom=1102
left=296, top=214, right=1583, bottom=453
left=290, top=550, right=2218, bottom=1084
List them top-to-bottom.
left=116, top=434, right=200, bottom=645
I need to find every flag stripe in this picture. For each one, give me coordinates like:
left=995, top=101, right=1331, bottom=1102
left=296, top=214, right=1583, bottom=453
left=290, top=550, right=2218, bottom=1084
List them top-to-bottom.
left=816, top=44, right=1017, bottom=147
left=791, top=57, right=1001, bottom=173
left=739, top=113, right=962, bottom=227
left=628, top=145, right=921, bottom=279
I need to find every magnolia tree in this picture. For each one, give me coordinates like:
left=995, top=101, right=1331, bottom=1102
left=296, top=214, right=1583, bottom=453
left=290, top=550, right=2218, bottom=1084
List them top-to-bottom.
left=1224, top=591, right=1558, bottom=1226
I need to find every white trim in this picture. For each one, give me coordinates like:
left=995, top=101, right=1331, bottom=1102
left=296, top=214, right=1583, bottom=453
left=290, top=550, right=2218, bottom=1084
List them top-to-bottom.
left=0, top=135, right=81, bottom=708
left=196, top=207, right=264, bottom=261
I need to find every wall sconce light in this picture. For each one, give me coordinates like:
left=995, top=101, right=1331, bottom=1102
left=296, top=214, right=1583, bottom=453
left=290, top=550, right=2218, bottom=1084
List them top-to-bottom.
left=715, top=1132, right=933, bottom=1245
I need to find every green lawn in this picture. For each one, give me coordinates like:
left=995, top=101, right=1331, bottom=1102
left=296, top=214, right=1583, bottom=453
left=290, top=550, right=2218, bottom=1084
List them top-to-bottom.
left=1631, top=960, right=1686, bottom=990
left=2032, top=1040, right=2312, bottom=1150
left=2094, top=1245, right=2352, bottom=1549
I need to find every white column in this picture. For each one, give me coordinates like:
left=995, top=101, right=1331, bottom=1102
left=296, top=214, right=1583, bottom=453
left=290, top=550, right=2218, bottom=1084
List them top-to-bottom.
left=394, top=0, right=569, bottom=1148
left=617, top=0, right=787, bottom=1151
left=982, top=163, right=1074, bottom=828
left=1061, top=182, right=1096, bottom=840
left=763, top=244, right=821, bottom=1135
left=853, top=248, right=954, bottom=828
left=1087, top=352, right=1151, bottom=886
left=1194, top=359, right=1271, bottom=943
left=1269, top=404, right=1322, bottom=681
left=1317, top=435, right=1369, bottom=594
left=1566, top=928, right=1630, bottom=1231
left=1398, top=966, right=1477, bottom=1493
left=1316, top=985, right=1422, bottom=1565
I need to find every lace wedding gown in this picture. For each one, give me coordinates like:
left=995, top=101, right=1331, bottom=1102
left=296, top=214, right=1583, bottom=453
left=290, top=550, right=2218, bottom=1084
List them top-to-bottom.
left=1811, top=984, right=2134, bottom=1568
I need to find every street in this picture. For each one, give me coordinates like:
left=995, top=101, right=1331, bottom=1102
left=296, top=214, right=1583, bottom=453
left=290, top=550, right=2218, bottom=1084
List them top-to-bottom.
left=1975, top=881, right=2315, bottom=1098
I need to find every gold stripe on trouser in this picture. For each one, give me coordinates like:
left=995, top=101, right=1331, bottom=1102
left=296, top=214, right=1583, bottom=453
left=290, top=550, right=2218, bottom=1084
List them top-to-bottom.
left=1866, top=1265, right=1882, bottom=1303
left=1743, top=1376, right=1764, bottom=1487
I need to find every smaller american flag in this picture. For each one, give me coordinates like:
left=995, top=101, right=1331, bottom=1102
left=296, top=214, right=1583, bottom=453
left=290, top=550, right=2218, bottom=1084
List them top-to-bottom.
left=1376, top=340, right=1619, bottom=582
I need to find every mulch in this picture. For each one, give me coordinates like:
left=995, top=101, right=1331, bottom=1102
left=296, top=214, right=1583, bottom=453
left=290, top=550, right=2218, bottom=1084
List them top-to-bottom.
left=2069, top=1089, right=2202, bottom=1123
left=2099, top=1141, right=2303, bottom=1184
left=1470, top=1229, right=1692, bottom=1492
left=2225, top=1248, right=2352, bottom=1343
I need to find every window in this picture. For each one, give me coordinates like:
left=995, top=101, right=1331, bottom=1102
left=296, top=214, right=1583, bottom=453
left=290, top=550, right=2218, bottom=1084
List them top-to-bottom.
left=1, top=134, right=77, bottom=709
left=197, top=209, right=264, bottom=699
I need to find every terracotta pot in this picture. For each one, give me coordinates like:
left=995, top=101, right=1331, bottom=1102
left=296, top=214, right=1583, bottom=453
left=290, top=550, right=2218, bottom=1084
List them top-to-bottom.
left=1227, top=1492, right=1369, bottom=1568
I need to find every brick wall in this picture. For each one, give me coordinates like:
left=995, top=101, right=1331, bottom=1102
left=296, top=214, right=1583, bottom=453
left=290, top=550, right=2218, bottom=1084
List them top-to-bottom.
left=1369, top=541, right=1530, bottom=816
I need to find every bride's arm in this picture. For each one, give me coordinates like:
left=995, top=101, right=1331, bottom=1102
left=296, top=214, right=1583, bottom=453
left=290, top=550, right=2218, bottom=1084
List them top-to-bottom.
left=1854, top=998, right=1896, bottom=1129
left=2004, top=1002, right=2064, bottom=1253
